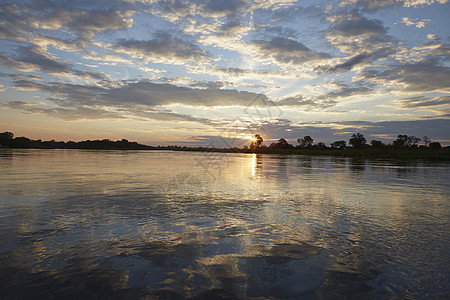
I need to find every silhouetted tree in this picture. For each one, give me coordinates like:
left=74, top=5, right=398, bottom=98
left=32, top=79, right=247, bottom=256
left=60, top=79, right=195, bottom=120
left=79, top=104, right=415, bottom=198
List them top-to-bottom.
left=0, top=131, right=14, bottom=147
left=349, top=133, right=366, bottom=149
left=250, top=134, right=263, bottom=150
left=392, top=134, right=408, bottom=148
left=297, top=136, right=313, bottom=148
left=406, top=136, right=421, bottom=148
left=422, top=136, right=431, bottom=147
left=12, top=137, right=32, bottom=148
left=270, top=138, right=293, bottom=149
left=331, top=140, right=346, bottom=149
left=370, top=140, right=384, bottom=148
left=315, top=142, right=327, bottom=149
left=429, top=142, right=441, bottom=150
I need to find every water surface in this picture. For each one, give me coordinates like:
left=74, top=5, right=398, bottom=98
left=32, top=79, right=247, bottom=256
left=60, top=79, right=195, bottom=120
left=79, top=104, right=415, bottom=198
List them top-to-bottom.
left=0, top=149, right=449, bottom=299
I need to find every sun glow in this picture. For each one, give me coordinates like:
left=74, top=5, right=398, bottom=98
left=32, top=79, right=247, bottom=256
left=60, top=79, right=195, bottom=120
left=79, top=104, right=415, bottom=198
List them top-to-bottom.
left=247, top=135, right=258, bottom=142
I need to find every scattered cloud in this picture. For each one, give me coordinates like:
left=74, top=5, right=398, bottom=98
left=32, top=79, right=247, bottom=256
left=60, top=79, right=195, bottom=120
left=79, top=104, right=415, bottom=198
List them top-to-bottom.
left=339, top=0, right=448, bottom=12
left=398, top=17, right=431, bottom=28
left=114, top=32, right=210, bottom=64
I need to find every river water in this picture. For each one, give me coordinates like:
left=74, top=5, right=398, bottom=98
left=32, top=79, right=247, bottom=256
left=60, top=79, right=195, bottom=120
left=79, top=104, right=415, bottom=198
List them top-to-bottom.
left=0, top=149, right=449, bottom=299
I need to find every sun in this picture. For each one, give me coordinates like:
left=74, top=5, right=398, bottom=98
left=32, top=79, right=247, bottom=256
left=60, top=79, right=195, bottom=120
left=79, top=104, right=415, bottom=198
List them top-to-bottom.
left=247, top=135, right=258, bottom=142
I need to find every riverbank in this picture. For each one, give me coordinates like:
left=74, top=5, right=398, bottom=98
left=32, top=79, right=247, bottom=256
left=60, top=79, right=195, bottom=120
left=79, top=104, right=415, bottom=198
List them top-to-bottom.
left=179, top=147, right=450, bottom=161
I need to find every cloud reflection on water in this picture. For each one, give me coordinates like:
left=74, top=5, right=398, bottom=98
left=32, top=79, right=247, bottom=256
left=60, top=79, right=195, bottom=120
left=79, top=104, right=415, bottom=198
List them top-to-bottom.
left=0, top=149, right=449, bottom=299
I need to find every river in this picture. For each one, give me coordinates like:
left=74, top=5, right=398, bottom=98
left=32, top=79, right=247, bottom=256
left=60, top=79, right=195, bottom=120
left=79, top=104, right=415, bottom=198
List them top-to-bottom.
left=0, top=149, right=449, bottom=299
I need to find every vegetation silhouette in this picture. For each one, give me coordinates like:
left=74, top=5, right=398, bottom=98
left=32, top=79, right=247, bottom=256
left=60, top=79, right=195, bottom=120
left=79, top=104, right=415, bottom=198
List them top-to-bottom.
left=1, top=131, right=448, bottom=160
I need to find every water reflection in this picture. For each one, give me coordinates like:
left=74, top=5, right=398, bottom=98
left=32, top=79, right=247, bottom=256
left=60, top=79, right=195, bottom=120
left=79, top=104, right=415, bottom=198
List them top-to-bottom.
left=0, top=149, right=449, bottom=299
left=251, top=153, right=256, bottom=177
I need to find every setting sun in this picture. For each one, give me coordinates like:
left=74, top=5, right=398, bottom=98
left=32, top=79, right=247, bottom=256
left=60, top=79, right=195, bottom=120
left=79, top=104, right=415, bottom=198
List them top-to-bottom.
left=248, top=135, right=258, bottom=142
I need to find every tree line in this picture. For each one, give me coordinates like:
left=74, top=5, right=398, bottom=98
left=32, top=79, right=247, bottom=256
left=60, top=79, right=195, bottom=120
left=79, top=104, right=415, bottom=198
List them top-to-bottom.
left=0, top=131, right=158, bottom=150
left=0, top=131, right=445, bottom=152
left=248, top=133, right=444, bottom=151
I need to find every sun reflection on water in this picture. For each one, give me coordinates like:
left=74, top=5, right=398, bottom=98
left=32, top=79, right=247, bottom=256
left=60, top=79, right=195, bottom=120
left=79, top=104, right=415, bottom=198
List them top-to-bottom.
left=251, top=153, right=257, bottom=177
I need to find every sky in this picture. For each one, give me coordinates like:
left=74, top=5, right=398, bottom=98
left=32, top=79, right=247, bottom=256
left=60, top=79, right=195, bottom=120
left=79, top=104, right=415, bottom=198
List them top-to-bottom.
left=1, top=0, right=450, bottom=147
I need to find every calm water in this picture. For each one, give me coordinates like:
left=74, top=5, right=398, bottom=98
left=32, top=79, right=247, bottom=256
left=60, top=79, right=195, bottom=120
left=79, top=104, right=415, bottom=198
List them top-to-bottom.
left=0, top=149, right=449, bottom=299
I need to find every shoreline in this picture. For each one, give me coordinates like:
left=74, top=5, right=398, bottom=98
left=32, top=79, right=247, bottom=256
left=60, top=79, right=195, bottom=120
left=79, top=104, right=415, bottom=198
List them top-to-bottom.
left=2, top=146, right=450, bottom=161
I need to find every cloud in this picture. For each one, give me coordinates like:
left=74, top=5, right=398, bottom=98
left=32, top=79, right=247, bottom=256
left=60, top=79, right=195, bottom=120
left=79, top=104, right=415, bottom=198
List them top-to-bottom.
left=203, top=0, right=247, bottom=17
left=339, top=0, right=448, bottom=12
left=0, top=2, right=134, bottom=41
left=33, top=8, right=134, bottom=39
left=325, top=10, right=396, bottom=55
left=327, top=11, right=387, bottom=39
left=398, top=17, right=431, bottom=28
left=114, top=32, right=210, bottom=63
left=253, top=37, right=330, bottom=64
left=0, top=45, right=108, bottom=80
left=315, top=52, right=377, bottom=73
left=360, top=60, right=450, bottom=93
left=10, top=78, right=266, bottom=108
left=275, top=95, right=337, bottom=109
left=393, top=95, right=450, bottom=108
left=1, top=99, right=225, bottom=125
left=0, top=101, right=125, bottom=121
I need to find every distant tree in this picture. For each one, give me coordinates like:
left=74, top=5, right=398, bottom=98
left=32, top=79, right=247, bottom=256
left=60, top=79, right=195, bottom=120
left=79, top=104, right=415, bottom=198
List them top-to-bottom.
left=0, top=131, right=14, bottom=147
left=349, top=133, right=366, bottom=149
left=250, top=134, right=263, bottom=149
left=392, top=134, right=408, bottom=148
left=297, top=136, right=313, bottom=148
left=406, top=136, right=421, bottom=148
left=422, top=136, right=431, bottom=147
left=12, top=137, right=31, bottom=148
left=270, top=138, right=293, bottom=149
left=331, top=140, right=346, bottom=149
left=370, top=140, right=384, bottom=148
left=315, top=142, right=327, bottom=149
left=429, top=142, right=442, bottom=150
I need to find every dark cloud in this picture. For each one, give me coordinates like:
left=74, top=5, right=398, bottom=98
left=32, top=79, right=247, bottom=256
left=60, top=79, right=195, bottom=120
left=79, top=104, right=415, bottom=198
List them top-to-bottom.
left=204, top=0, right=247, bottom=16
left=339, top=0, right=448, bottom=12
left=0, top=1, right=134, bottom=40
left=0, top=3, right=31, bottom=41
left=33, top=8, right=134, bottom=39
left=325, top=11, right=396, bottom=54
left=329, top=12, right=386, bottom=38
left=259, top=26, right=299, bottom=39
left=115, top=32, right=209, bottom=62
left=253, top=37, right=330, bottom=64
left=0, top=45, right=108, bottom=80
left=15, top=45, right=72, bottom=74
left=314, top=49, right=396, bottom=73
left=361, top=60, right=450, bottom=92
left=11, top=78, right=265, bottom=108
left=12, top=78, right=326, bottom=109
left=319, top=86, right=373, bottom=100
left=394, top=95, right=450, bottom=108
left=1, top=99, right=222, bottom=125
left=1, top=101, right=125, bottom=121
